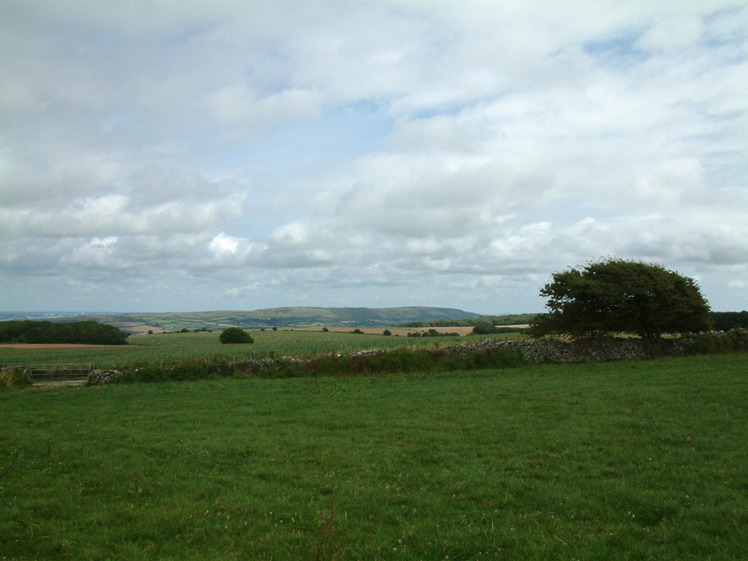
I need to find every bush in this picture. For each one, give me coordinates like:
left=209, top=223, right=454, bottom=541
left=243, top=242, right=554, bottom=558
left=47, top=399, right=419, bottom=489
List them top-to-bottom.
left=472, top=320, right=498, bottom=335
left=219, top=327, right=253, bottom=344
left=682, top=329, right=748, bottom=355
left=0, top=367, right=31, bottom=388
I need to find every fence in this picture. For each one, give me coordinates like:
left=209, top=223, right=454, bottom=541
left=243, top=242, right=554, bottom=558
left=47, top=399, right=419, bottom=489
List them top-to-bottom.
left=5, top=363, right=94, bottom=379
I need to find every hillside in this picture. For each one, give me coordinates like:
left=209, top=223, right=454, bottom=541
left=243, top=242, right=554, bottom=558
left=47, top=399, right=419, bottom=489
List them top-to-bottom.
left=60, top=307, right=481, bottom=334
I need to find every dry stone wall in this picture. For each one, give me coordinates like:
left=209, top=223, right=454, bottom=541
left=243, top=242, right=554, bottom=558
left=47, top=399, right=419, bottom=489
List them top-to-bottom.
left=453, top=337, right=655, bottom=363
left=87, top=369, right=124, bottom=385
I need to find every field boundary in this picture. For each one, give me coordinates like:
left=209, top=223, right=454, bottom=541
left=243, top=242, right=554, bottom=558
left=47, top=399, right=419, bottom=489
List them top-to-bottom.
left=4, top=363, right=94, bottom=379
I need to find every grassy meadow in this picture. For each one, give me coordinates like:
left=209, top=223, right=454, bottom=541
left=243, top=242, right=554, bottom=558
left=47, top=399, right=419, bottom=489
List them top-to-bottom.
left=0, top=329, right=506, bottom=371
left=1, top=353, right=746, bottom=560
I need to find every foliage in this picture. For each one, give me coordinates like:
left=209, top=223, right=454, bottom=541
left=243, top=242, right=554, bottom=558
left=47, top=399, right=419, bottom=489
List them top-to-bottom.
left=531, top=259, right=711, bottom=345
left=709, top=311, right=748, bottom=331
left=0, top=320, right=128, bottom=345
left=471, top=320, right=498, bottom=334
left=218, top=327, right=253, bottom=344
left=407, top=328, right=460, bottom=337
left=681, top=328, right=748, bottom=355
left=106, top=344, right=526, bottom=383
left=1, top=355, right=746, bottom=559
left=0, top=367, right=30, bottom=388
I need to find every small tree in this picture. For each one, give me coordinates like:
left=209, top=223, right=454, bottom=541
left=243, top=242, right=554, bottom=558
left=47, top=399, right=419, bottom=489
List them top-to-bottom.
left=531, top=259, right=710, bottom=347
left=472, top=320, right=497, bottom=335
left=219, top=327, right=253, bottom=344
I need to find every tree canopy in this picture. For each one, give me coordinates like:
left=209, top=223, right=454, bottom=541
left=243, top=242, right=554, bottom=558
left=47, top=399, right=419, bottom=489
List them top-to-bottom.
left=531, top=259, right=710, bottom=344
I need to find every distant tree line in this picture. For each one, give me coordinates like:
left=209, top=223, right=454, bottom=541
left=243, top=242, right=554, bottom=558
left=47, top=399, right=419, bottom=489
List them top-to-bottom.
left=709, top=311, right=748, bottom=331
left=399, top=314, right=537, bottom=329
left=0, top=320, right=129, bottom=345
left=407, top=328, right=461, bottom=338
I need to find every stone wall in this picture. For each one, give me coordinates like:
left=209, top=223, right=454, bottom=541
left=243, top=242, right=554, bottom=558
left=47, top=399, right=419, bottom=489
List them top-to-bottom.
left=453, top=336, right=654, bottom=363
left=87, top=369, right=124, bottom=385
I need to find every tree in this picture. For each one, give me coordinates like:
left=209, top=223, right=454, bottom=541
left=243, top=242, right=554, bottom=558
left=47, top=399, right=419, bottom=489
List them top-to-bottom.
left=531, top=259, right=710, bottom=346
left=472, top=319, right=498, bottom=335
left=219, top=327, right=253, bottom=344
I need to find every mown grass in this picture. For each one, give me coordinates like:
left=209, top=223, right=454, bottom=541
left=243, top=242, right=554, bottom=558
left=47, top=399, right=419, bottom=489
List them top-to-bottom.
left=1, top=353, right=746, bottom=560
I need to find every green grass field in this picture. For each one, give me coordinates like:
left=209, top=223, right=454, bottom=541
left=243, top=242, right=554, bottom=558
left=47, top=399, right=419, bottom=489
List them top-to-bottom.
left=0, top=330, right=512, bottom=370
left=1, top=353, right=746, bottom=560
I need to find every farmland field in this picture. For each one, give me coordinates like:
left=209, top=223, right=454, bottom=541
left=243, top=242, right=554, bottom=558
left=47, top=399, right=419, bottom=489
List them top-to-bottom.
left=0, top=329, right=518, bottom=370
left=1, top=353, right=746, bottom=560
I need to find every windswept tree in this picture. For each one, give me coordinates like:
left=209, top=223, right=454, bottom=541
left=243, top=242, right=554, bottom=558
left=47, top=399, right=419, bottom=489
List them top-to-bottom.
left=531, top=259, right=710, bottom=346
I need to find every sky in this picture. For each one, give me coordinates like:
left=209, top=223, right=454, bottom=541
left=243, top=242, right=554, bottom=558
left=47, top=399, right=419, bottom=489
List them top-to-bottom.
left=1, top=0, right=747, bottom=314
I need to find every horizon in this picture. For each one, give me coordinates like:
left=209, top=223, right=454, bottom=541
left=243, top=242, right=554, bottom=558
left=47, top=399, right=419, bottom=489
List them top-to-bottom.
left=2, top=2, right=746, bottom=313
left=2, top=304, right=746, bottom=321
left=0, top=306, right=499, bottom=318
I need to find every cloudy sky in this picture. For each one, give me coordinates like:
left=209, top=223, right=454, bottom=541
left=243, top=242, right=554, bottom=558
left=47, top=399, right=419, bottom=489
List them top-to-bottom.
left=1, top=1, right=746, bottom=314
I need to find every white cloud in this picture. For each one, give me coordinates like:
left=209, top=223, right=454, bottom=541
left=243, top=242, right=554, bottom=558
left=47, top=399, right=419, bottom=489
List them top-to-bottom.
left=209, top=232, right=240, bottom=256
left=59, top=236, right=121, bottom=269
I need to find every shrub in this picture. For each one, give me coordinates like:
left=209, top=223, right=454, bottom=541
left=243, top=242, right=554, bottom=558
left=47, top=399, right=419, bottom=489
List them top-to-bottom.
left=472, top=320, right=498, bottom=335
left=219, top=327, right=253, bottom=344
left=682, top=329, right=748, bottom=355
left=0, top=367, right=31, bottom=388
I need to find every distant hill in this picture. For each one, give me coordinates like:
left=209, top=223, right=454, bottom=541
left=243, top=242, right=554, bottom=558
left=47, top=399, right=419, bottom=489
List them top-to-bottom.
left=57, top=307, right=482, bottom=334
